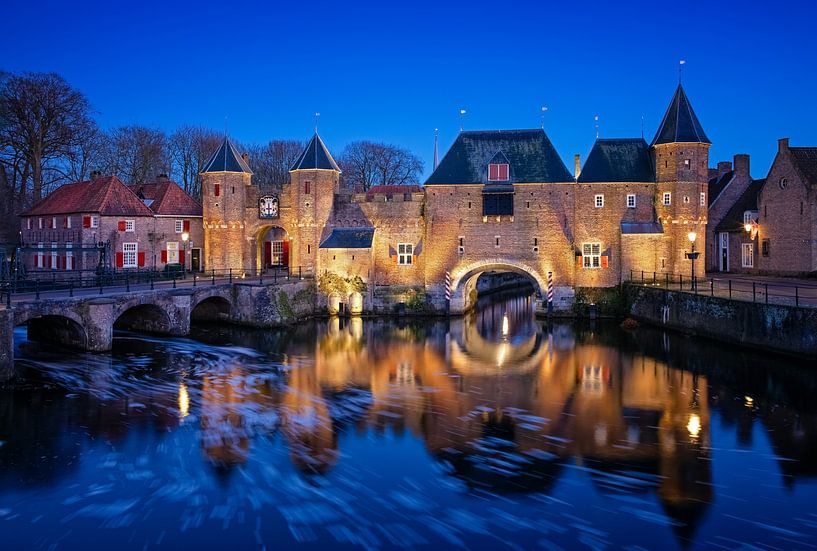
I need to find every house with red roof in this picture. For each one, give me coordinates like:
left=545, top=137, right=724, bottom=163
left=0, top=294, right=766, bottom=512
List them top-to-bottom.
left=20, top=172, right=202, bottom=276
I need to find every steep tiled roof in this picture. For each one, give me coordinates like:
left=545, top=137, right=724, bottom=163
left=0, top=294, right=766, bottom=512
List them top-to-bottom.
left=651, top=84, right=710, bottom=146
left=426, top=129, right=572, bottom=185
left=291, top=133, right=341, bottom=171
left=202, top=137, right=253, bottom=174
left=577, top=138, right=654, bottom=183
left=790, top=147, right=817, bottom=186
left=707, top=171, right=734, bottom=207
left=23, top=176, right=155, bottom=217
left=715, top=179, right=765, bottom=233
left=131, top=180, right=202, bottom=216
left=319, top=228, right=374, bottom=249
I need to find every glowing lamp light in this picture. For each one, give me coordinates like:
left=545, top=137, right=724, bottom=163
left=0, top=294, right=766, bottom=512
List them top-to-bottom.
left=744, top=223, right=752, bottom=233
left=687, top=231, right=697, bottom=244
left=181, top=232, right=190, bottom=243
left=501, top=312, right=510, bottom=338
left=178, top=383, right=190, bottom=419
left=744, top=395, right=754, bottom=408
left=687, top=413, right=701, bottom=439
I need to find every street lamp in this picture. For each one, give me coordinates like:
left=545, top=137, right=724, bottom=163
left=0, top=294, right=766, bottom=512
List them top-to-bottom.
left=685, top=231, right=699, bottom=292
left=181, top=232, right=189, bottom=277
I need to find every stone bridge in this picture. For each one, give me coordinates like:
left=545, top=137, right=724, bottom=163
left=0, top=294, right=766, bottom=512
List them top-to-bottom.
left=0, top=281, right=316, bottom=375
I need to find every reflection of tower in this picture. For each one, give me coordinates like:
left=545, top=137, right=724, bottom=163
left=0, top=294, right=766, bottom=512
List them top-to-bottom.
left=289, top=133, right=341, bottom=273
left=201, top=137, right=253, bottom=272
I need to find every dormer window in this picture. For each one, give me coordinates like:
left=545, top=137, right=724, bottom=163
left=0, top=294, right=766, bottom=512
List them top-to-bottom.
left=488, top=163, right=509, bottom=182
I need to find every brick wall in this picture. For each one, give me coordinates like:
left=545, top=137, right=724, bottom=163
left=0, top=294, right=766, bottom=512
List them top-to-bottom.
left=707, top=154, right=752, bottom=271
left=202, top=171, right=251, bottom=272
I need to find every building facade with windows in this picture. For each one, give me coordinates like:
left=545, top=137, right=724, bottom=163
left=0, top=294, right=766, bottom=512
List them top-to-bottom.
left=201, top=83, right=711, bottom=312
left=19, top=174, right=203, bottom=277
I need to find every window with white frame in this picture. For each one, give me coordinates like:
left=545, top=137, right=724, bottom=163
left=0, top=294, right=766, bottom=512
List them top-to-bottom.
left=663, top=192, right=671, bottom=206
left=700, top=192, right=706, bottom=206
left=594, top=194, right=604, bottom=208
left=626, top=194, right=636, bottom=208
left=683, top=195, right=690, bottom=204
left=743, top=211, right=756, bottom=224
left=91, top=215, right=99, bottom=228
left=66, top=216, right=71, bottom=229
left=52, top=217, right=57, bottom=229
left=38, top=218, right=43, bottom=229
left=26, top=219, right=31, bottom=230
left=125, top=219, right=135, bottom=232
left=175, top=220, right=183, bottom=233
left=167, top=241, right=179, bottom=264
left=37, top=242, right=44, bottom=268
left=51, top=242, right=58, bottom=269
left=66, top=242, right=73, bottom=270
left=123, top=243, right=138, bottom=268
left=398, top=243, right=413, bottom=265
left=582, top=243, right=601, bottom=269
left=742, top=243, right=754, bottom=268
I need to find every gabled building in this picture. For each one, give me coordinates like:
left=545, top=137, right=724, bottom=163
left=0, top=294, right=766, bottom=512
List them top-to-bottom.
left=706, top=154, right=753, bottom=272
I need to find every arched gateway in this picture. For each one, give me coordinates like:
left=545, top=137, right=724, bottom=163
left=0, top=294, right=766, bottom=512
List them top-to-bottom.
left=448, top=260, right=548, bottom=315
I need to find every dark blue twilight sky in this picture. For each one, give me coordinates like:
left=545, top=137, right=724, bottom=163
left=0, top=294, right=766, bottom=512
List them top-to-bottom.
left=3, top=0, right=816, bottom=180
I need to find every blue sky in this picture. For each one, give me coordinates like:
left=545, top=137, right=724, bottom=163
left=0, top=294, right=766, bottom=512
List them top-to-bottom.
left=3, top=0, right=816, bottom=179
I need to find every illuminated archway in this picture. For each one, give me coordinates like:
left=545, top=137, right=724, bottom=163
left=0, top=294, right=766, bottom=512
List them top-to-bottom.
left=253, top=225, right=289, bottom=274
left=449, top=260, right=548, bottom=314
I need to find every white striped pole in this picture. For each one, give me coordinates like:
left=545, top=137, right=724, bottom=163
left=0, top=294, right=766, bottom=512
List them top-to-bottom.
left=444, top=271, right=451, bottom=301
left=547, top=271, right=554, bottom=316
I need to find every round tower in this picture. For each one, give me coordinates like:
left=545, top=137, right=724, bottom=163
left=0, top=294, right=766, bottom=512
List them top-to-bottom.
left=201, top=137, right=253, bottom=273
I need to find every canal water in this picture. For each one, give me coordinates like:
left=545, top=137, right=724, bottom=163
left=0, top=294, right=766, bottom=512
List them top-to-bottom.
left=1, top=291, right=816, bottom=550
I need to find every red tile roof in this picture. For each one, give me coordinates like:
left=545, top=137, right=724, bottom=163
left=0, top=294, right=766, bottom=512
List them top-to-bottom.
left=23, top=176, right=155, bottom=217
left=130, top=180, right=202, bottom=216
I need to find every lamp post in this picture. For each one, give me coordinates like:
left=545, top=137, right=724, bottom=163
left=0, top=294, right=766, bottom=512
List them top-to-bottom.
left=685, top=231, right=699, bottom=292
left=181, top=232, right=189, bottom=277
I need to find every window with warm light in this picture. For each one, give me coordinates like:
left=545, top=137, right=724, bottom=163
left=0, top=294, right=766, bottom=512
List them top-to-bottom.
left=582, top=243, right=601, bottom=268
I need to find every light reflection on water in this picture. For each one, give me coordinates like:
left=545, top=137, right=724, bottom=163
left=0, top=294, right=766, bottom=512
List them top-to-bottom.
left=0, top=292, right=816, bottom=550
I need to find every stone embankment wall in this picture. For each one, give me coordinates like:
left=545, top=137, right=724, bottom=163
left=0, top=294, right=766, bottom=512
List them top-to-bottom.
left=230, top=281, right=315, bottom=327
left=628, top=285, right=817, bottom=358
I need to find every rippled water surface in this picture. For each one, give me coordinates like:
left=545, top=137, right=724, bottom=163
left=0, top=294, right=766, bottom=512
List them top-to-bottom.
left=2, top=292, right=817, bottom=550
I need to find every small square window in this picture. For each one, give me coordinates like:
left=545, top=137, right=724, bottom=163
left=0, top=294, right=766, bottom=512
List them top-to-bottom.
left=488, top=163, right=509, bottom=182
left=663, top=192, right=671, bottom=206
left=595, top=194, right=604, bottom=208
left=626, top=194, right=636, bottom=208
left=91, top=216, right=99, bottom=228
left=125, top=220, right=135, bottom=232
left=175, top=220, right=183, bottom=233
left=398, top=243, right=413, bottom=265
left=582, top=243, right=601, bottom=269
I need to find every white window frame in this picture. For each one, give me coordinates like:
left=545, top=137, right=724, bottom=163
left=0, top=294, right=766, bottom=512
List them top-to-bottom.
left=487, top=163, right=510, bottom=182
left=663, top=192, right=671, bottom=206
left=700, top=192, right=706, bottom=206
left=594, top=194, right=604, bottom=208
left=626, top=194, right=636, bottom=208
left=683, top=195, right=690, bottom=204
left=743, top=211, right=755, bottom=224
left=91, top=215, right=99, bottom=228
left=66, top=216, right=71, bottom=229
left=52, top=217, right=57, bottom=229
left=38, top=218, right=43, bottom=229
left=26, top=219, right=31, bottom=230
left=125, top=219, right=135, bottom=233
left=175, top=220, right=184, bottom=233
left=167, top=241, right=179, bottom=264
left=37, top=242, right=44, bottom=269
left=51, top=242, right=58, bottom=270
left=66, top=242, right=73, bottom=271
left=123, top=242, right=138, bottom=268
left=582, top=242, right=601, bottom=269
left=397, top=243, right=413, bottom=265
left=742, top=243, right=754, bottom=268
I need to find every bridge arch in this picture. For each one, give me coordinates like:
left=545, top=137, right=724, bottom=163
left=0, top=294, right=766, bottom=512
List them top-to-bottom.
left=449, top=260, right=547, bottom=314
left=191, top=296, right=232, bottom=322
left=113, top=303, right=173, bottom=334
left=18, top=313, right=88, bottom=350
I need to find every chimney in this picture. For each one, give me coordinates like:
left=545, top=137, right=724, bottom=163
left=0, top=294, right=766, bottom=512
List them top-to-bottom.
left=778, top=138, right=789, bottom=153
left=574, top=154, right=581, bottom=179
left=733, top=154, right=750, bottom=180
left=716, top=161, right=732, bottom=177
left=90, top=170, right=102, bottom=180
left=156, top=173, right=169, bottom=181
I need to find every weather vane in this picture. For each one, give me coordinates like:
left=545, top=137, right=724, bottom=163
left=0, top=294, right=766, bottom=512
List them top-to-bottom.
left=540, top=106, right=548, bottom=129
left=459, top=108, right=467, bottom=132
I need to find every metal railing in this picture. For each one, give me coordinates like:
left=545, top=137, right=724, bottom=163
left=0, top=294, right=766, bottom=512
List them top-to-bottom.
left=0, top=265, right=314, bottom=306
left=627, top=269, right=817, bottom=309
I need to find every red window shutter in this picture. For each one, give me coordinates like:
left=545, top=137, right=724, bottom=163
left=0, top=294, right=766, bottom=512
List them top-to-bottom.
left=488, top=164, right=498, bottom=181
left=498, top=164, right=509, bottom=180
left=214, top=183, right=220, bottom=197
left=83, top=216, right=91, bottom=228
left=63, top=217, right=67, bottom=228
left=118, top=220, right=126, bottom=231
left=183, top=220, right=190, bottom=232
left=161, top=250, right=168, bottom=263
left=179, top=250, right=185, bottom=265
left=138, top=251, right=145, bottom=267
left=115, top=252, right=124, bottom=268
left=391, top=254, right=398, bottom=264
left=46, top=255, right=51, bottom=269
left=576, top=255, right=583, bottom=268
left=601, top=255, right=609, bottom=269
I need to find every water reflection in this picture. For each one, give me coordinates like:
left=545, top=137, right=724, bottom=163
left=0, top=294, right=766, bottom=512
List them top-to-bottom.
left=2, top=293, right=817, bottom=549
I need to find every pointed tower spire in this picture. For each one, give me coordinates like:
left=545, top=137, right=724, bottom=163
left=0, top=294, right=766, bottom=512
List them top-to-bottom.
left=651, top=84, right=710, bottom=146
left=433, top=129, right=439, bottom=170
left=290, top=132, right=341, bottom=172
left=202, top=136, right=252, bottom=174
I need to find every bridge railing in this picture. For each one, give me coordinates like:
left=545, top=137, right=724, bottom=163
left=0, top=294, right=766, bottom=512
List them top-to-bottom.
left=0, top=265, right=315, bottom=306
left=627, top=269, right=817, bottom=309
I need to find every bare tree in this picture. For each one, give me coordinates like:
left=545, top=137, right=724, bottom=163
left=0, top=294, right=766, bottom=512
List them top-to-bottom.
left=0, top=72, right=93, bottom=201
left=100, top=126, right=170, bottom=185
left=169, top=126, right=222, bottom=197
left=241, top=139, right=305, bottom=194
left=337, top=141, right=423, bottom=191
